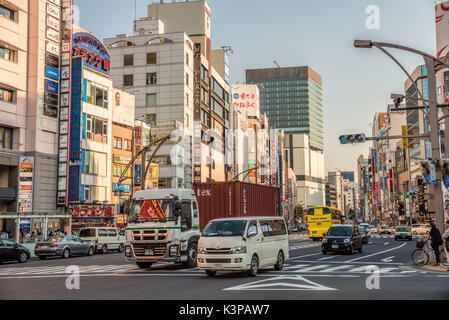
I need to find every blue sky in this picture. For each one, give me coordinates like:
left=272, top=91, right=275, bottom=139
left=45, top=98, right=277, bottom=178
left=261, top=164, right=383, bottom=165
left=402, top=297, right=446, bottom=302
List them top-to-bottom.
left=75, top=0, right=437, bottom=174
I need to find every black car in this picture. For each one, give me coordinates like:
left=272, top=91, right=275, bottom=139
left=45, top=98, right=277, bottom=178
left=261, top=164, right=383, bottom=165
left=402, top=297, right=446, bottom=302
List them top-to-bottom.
left=321, top=225, right=363, bottom=255
left=0, top=239, right=31, bottom=263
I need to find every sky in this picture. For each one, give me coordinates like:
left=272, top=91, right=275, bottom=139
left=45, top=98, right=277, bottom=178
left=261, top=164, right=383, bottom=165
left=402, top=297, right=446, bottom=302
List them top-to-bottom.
left=75, top=0, right=437, bottom=174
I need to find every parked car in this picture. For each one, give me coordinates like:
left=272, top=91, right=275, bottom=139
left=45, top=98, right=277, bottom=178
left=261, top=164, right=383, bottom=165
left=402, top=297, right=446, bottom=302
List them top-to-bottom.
left=197, top=217, right=289, bottom=277
left=411, top=224, right=431, bottom=235
left=321, top=225, right=363, bottom=255
left=358, top=225, right=370, bottom=244
left=378, top=225, right=393, bottom=235
left=368, top=226, right=378, bottom=234
left=78, top=227, right=125, bottom=254
left=394, top=227, right=413, bottom=241
left=35, top=235, right=95, bottom=259
left=0, top=239, right=30, bottom=263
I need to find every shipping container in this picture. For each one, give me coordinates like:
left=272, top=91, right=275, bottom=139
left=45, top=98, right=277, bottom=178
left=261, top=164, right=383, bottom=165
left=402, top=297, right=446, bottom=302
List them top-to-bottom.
left=193, top=181, right=281, bottom=230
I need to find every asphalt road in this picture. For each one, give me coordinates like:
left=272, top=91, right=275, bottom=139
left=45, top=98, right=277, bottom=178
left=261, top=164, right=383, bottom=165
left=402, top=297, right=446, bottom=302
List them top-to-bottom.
left=1, top=234, right=448, bottom=300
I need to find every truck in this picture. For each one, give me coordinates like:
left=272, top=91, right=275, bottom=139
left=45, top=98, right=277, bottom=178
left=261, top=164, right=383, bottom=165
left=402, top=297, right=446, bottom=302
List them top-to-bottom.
left=124, top=182, right=281, bottom=269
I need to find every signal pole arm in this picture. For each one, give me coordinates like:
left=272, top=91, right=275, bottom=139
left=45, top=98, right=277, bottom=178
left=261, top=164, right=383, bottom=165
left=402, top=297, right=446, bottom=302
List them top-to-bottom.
left=365, top=134, right=430, bottom=141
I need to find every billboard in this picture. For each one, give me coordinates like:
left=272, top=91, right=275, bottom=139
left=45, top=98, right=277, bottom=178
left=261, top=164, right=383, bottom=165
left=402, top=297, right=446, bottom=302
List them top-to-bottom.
left=436, top=2, right=449, bottom=61
left=72, top=32, right=111, bottom=76
left=232, top=84, right=260, bottom=119
left=112, top=89, right=135, bottom=127
left=378, top=113, right=389, bottom=132
left=17, top=156, right=34, bottom=213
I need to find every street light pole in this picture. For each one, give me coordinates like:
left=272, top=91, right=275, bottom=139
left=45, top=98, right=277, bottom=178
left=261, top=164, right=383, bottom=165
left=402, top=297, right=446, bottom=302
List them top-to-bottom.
left=354, top=40, right=447, bottom=231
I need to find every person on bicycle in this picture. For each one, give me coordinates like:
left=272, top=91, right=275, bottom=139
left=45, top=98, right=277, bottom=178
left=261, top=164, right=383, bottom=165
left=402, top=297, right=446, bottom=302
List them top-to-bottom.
left=425, top=220, right=443, bottom=266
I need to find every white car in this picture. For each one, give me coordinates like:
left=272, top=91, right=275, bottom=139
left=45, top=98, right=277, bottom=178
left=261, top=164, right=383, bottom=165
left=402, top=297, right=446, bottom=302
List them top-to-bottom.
left=197, top=217, right=289, bottom=277
left=411, top=224, right=431, bottom=235
left=78, top=227, right=125, bottom=254
left=368, top=227, right=378, bottom=234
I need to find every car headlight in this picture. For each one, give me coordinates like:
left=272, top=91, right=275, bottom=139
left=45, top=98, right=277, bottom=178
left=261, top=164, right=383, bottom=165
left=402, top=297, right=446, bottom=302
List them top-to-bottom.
left=323, top=238, right=328, bottom=243
left=344, top=239, right=350, bottom=244
left=169, top=245, right=179, bottom=256
left=230, top=246, right=247, bottom=254
left=199, top=248, right=207, bottom=254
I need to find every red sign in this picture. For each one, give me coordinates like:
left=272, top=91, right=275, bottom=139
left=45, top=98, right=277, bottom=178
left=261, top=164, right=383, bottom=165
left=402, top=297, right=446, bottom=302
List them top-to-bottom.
left=138, top=200, right=166, bottom=221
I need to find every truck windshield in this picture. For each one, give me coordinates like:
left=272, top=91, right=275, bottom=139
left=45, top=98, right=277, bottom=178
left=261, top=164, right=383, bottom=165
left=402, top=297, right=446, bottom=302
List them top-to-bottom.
left=128, top=199, right=177, bottom=223
left=202, top=220, right=247, bottom=237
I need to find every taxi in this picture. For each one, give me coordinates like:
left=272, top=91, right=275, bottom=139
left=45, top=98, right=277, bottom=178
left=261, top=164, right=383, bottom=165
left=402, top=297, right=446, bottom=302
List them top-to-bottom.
left=378, top=225, right=393, bottom=235
left=394, top=227, right=412, bottom=241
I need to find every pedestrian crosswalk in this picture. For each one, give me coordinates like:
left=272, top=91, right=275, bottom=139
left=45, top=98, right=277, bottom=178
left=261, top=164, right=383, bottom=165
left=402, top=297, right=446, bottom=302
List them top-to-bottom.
left=289, top=242, right=321, bottom=251
left=281, top=263, right=420, bottom=275
left=0, top=264, right=138, bottom=276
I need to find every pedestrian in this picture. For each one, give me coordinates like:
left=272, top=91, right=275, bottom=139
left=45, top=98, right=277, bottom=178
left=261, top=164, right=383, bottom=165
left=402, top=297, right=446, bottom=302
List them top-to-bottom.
left=425, top=220, right=444, bottom=266
left=443, top=220, right=449, bottom=268
left=48, top=230, right=54, bottom=237
left=0, top=232, right=4, bottom=239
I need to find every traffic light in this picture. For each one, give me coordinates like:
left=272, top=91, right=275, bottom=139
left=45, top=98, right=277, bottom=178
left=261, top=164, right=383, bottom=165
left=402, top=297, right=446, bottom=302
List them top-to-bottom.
left=339, top=134, right=367, bottom=144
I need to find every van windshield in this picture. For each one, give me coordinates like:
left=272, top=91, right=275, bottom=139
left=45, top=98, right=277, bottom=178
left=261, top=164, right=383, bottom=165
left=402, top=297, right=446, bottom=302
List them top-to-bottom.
left=128, top=199, right=177, bottom=223
left=202, top=220, right=247, bottom=237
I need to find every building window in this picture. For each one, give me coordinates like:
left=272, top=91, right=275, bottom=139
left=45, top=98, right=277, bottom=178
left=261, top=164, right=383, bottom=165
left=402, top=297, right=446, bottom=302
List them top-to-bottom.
left=0, top=5, right=15, bottom=21
left=0, top=45, right=16, bottom=63
left=147, top=52, right=156, bottom=64
left=186, top=53, right=189, bottom=66
left=124, top=54, right=134, bottom=66
left=201, top=65, right=208, bottom=83
left=146, top=73, right=157, bottom=86
left=186, top=73, right=189, bottom=86
left=124, top=74, right=133, bottom=86
left=84, top=80, right=108, bottom=108
left=0, top=87, right=14, bottom=103
left=146, top=93, right=156, bottom=107
left=186, top=93, right=189, bottom=107
left=85, top=114, right=108, bottom=143
left=186, top=114, right=189, bottom=127
left=0, top=127, right=13, bottom=149
left=113, top=137, right=122, bottom=149
left=124, top=139, right=132, bottom=151
left=84, top=150, right=107, bottom=177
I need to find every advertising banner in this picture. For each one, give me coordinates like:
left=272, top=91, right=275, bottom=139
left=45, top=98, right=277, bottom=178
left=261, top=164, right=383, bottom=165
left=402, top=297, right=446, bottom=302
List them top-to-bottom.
left=436, top=1, right=449, bottom=61
left=72, top=32, right=111, bottom=76
left=69, top=57, right=82, bottom=161
left=232, top=84, right=260, bottom=119
left=112, top=89, right=135, bottom=127
left=17, top=156, right=34, bottom=213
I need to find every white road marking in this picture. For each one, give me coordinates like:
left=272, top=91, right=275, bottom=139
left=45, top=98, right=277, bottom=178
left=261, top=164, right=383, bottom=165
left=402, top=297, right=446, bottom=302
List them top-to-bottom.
left=384, top=242, right=389, bottom=245
left=346, top=243, right=407, bottom=262
left=289, top=253, right=323, bottom=260
left=318, top=256, right=337, bottom=261
left=381, top=256, right=395, bottom=263
left=296, top=265, right=331, bottom=272
left=222, top=275, right=338, bottom=291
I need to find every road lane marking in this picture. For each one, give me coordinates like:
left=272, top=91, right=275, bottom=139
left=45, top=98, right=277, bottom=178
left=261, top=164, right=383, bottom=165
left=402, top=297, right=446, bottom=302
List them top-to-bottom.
left=384, top=242, right=389, bottom=245
left=345, top=243, right=407, bottom=262
left=289, top=253, right=322, bottom=260
left=318, top=256, right=337, bottom=261
left=381, top=256, right=395, bottom=262
left=284, top=264, right=310, bottom=270
left=294, top=265, right=331, bottom=272
left=222, top=275, right=338, bottom=291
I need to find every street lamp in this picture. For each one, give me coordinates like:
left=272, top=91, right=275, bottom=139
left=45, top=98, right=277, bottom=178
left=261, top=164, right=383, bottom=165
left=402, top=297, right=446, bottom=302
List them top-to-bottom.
left=354, top=39, right=449, bottom=231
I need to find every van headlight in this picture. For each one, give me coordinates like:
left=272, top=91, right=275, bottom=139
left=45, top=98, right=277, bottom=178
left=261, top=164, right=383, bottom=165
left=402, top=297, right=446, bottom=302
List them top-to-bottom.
left=230, top=246, right=247, bottom=254
left=199, top=248, right=207, bottom=254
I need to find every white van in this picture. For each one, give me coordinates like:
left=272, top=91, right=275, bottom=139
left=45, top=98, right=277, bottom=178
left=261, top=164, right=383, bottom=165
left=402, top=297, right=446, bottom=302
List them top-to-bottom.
left=197, top=217, right=289, bottom=277
left=411, top=224, right=431, bottom=235
left=78, top=227, right=125, bottom=254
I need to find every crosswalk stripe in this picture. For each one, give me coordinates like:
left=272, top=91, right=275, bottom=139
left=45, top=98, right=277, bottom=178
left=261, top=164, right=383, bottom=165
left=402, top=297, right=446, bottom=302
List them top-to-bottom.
left=294, top=265, right=331, bottom=272
left=322, top=265, right=356, bottom=272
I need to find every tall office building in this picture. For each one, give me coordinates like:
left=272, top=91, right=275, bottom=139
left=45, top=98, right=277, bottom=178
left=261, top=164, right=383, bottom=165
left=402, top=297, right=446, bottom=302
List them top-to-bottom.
left=246, top=66, right=324, bottom=151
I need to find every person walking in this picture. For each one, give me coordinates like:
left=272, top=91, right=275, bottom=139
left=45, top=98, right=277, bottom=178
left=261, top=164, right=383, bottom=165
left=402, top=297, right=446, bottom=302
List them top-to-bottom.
left=425, top=220, right=444, bottom=266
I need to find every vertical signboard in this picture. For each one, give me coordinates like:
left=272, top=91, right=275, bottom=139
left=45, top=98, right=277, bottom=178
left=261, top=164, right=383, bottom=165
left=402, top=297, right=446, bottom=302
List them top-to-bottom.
left=193, top=43, right=202, bottom=183
left=67, top=57, right=82, bottom=202
left=401, top=125, right=408, bottom=150
left=17, top=156, right=34, bottom=213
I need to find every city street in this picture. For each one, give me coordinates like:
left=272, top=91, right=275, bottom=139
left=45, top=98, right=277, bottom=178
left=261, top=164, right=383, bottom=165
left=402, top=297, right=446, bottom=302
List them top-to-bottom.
left=1, top=235, right=448, bottom=300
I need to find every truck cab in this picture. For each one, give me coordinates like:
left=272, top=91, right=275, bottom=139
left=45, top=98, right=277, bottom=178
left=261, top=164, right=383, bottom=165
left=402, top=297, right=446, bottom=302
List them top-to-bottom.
left=124, top=189, right=200, bottom=269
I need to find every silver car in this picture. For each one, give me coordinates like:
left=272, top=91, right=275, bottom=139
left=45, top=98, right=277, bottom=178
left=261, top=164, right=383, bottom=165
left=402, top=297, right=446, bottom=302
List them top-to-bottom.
left=35, top=235, right=95, bottom=260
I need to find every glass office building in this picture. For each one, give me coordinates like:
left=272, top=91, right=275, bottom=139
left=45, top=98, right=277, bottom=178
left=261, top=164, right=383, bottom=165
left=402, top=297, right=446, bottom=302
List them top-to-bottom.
left=246, top=66, right=324, bottom=151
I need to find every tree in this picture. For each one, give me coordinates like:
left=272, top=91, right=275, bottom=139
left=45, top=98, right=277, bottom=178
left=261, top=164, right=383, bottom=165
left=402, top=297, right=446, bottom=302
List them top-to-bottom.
left=294, top=204, right=304, bottom=219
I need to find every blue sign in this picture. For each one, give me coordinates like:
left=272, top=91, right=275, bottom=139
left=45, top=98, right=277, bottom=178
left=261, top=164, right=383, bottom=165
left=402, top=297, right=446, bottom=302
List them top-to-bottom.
left=72, top=32, right=111, bottom=76
left=69, top=57, right=82, bottom=161
left=45, top=66, right=59, bottom=80
left=45, top=79, right=59, bottom=94
left=233, top=93, right=240, bottom=100
left=134, top=164, right=141, bottom=186
left=68, top=166, right=80, bottom=202
left=113, top=184, right=132, bottom=193
left=19, top=218, right=31, bottom=229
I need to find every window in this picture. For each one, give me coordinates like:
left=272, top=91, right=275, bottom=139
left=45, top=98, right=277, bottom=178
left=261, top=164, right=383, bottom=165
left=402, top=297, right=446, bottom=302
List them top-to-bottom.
left=0, top=5, right=15, bottom=21
left=0, top=45, right=16, bottom=62
left=147, top=52, right=156, bottom=64
left=186, top=53, right=189, bottom=66
left=124, top=54, right=133, bottom=66
left=201, top=65, right=208, bottom=82
left=146, top=73, right=157, bottom=85
left=186, top=73, right=189, bottom=86
left=124, top=74, right=133, bottom=86
left=84, top=80, right=108, bottom=108
left=0, top=87, right=14, bottom=103
left=146, top=93, right=156, bottom=107
left=186, top=93, right=189, bottom=107
left=85, top=114, right=108, bottom=143
left=0, top=127, right=13, bottom=149
left=113, top=137, right=122, bottom=149
left=124, top=139, right=132, bottom=151
left=84, top=150, right=107, bottom=176
left=113, top=165, right=122, bottom=177
left=247, top=221, right=258, bottom=236
left=260, top=222, right=274, bottom=237
left=98, top=229, right=108, bottom=237
left=108, top=229, right=117, bottom=237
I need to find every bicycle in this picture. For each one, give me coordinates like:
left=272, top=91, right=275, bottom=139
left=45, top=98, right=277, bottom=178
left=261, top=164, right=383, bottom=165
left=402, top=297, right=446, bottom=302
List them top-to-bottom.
left=412, top=239, right=448, bottom=266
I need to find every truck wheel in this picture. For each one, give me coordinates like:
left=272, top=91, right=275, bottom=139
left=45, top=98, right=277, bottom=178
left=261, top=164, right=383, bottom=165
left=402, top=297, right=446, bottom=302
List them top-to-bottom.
left=183, top=242, right=198, bottom=269
left=117, top=244, right=124, bottom=253
left=136, top=262, right=153, bottom=269
left=206, top=270, right=216, bottom=277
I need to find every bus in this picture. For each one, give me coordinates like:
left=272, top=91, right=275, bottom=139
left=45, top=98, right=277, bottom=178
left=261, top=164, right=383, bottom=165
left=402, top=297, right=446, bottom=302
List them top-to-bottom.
left=305, top=206, right=344, bottom=241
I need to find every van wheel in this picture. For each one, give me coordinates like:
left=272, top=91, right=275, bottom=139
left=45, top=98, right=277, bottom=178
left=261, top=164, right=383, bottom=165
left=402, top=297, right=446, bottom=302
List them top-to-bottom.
left=183, top=242, right=197, bottom=269
left=117, top=244, right=124, bottom=253
left=101, top=245, right=107, bottom=254
left=62, top=248, right=70, bottom=259
left=274, top=251, right=285, bottom=271
left=248, top=255, right=259, bottom=276
left=136, top=262, right=153, bottom=269
left=206, top=270, right=216, bottom=277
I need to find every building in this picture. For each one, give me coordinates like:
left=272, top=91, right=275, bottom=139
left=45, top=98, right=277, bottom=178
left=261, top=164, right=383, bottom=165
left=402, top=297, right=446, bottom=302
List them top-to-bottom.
left=104, top=0, right=232, bottom=188
left=328, top=171, right=344, bottom=213
left=341, top=171, right=355, bottom=182
left=325, top=179, right=337, bottom=208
